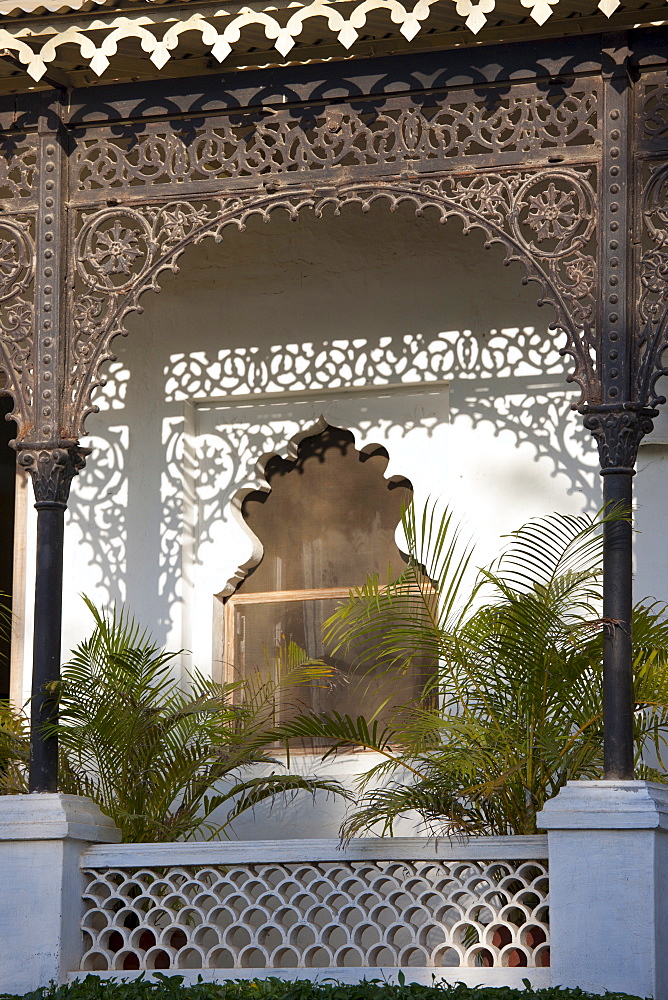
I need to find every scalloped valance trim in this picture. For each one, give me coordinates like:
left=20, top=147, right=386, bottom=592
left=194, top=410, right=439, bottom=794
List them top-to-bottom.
left=0, top=0, right=635, bottom=82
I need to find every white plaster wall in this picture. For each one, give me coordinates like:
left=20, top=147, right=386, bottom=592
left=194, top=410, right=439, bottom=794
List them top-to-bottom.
left=15, top=201, right=668, bottom=836
left=637, top=398, right=668, bottom=604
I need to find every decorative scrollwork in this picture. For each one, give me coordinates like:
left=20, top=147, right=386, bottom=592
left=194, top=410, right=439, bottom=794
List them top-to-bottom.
left=640, top=79, right=668, bottom=146
left=72, top=86, right=598, bottom=196
left=0, top=136, right=37, bottom=200
left=637, top=160, right=668, bottom=410
left=69, top=168, right=597, bottom=439
left=0, top=216, right=34, bottom=435
left=0, top=219, right=32, bottom=301
left=0, top=297, right=32, bottom=378
left=17, top=443, right=90, bottom=506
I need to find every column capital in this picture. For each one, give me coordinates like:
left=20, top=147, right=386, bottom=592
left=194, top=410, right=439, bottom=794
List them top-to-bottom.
left=580, top=406, right=658, bottom=475
left=16, top=442, right=90, bottom=506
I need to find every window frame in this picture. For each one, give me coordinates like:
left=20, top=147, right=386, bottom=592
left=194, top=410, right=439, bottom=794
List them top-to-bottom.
left=222, top=584, right=356, bottom=683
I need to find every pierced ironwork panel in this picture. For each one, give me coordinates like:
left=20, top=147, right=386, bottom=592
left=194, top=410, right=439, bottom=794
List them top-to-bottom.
left=633, top=68, right=668, bottom=418
left=638, top=72, right=668, bottom=150
left=70, top=80, right=599, bottom=202
left=0, top=129, right=38, bottom=439
left=0, top=135, right=38, bottom=203
left=636, top=157, right=668, bottom=410
left=0, top=211, right=35, bottom=436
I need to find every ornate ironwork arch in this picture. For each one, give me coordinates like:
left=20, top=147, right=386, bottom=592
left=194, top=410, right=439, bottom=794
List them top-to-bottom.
left=5, top=30, right=668, bottom=791
left=68, top=169, right=597, bottom=440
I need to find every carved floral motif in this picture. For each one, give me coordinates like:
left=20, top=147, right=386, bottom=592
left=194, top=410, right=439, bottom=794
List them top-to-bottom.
left=526, top=183, right=577, bottom=241
left=90, top=220, right=144, bottom=278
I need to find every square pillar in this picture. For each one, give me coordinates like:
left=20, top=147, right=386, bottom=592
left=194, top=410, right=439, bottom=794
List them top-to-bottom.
left=538, top=780, right=668, bottom=998
left=0, top=794, right=121, bottom=993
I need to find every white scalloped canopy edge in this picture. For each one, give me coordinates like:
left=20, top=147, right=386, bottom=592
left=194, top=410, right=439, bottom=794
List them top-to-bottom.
left=0, top=0, right=640, bottom=81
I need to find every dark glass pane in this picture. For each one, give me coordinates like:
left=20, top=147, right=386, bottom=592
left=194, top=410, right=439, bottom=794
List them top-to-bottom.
left=241, top=426, right=412, bottom=593
left=230, top=596, right=430, bottom=723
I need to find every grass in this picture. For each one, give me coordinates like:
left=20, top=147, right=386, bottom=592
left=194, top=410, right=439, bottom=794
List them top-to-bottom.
left=0, top=976, right=647, bottom=1000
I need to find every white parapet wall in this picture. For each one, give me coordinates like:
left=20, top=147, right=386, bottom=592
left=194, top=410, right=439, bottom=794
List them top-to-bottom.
left=5, top=790, right=668, bottom=996
left=75, top=835, right=550, bottom=986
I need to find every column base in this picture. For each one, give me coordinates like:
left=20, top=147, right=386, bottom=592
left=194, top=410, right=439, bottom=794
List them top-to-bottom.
left=538, top=780, right=668, bottom=998
left=0, top=793, right=120, bottom=992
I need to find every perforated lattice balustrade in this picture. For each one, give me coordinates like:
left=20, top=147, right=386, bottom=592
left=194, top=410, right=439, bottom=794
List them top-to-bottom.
left=80, top=842, right=550, bottom=972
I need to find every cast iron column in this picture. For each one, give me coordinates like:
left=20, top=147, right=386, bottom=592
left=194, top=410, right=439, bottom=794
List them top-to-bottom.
left=583, top=38, right=656, bottom=779
left=16, top=95, right=88, bottom=792
left=583, top=409, right=654, bottom=778
left=18, top=446, right=87, bottom=791
left=601, top=470, right=633, bottom=778
left=31, top=500, right=64, bottom=792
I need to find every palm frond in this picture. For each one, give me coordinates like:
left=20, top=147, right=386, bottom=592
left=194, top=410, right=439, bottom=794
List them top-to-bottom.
left=323, top=501, right=473, bottom=682
left=296, top=504, right=668, bottom=840
left=489, top=510, right=611, bottom=597
left=47, top=599, right=347, bottom=841
left=0, top=700, right=28, bottom=793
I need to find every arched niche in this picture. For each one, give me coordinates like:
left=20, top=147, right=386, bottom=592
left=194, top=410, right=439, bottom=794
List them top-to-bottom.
left=219, top=423, right=431, bottom=725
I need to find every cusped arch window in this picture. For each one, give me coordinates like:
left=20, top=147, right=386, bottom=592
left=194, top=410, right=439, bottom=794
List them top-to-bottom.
left=223, top=424, right=429, bottom=723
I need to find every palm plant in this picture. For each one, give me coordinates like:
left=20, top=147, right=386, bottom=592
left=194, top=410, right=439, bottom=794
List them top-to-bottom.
left=276, top=505, right=668, bottom=838
left=0, top=592, right=24, bottom=795
left=1, top=596, right=348, bottom=841
left=0, top=698, right=28, bottom=794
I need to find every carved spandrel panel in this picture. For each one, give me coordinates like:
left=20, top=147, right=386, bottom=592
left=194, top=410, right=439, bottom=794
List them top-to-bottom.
left=636, top=75, right=668, bottom=413
left=71, top=81, right=599, bottom=200
left=0, top=135, right=38, bottom=437
left=67, top=166, right=597, bottom=439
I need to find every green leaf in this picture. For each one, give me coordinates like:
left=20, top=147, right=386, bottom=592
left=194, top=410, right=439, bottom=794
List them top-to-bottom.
left=291, top=504, right=668, bottom=839
left=28, top=597, right=347, bottom=842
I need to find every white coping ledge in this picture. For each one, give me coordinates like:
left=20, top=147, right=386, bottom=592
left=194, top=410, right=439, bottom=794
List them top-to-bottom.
left=538, top=779, right=668, bottom=831
left=0, top=793, right=121, bottom=843
left=81, top=834, right=548, bottom=868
